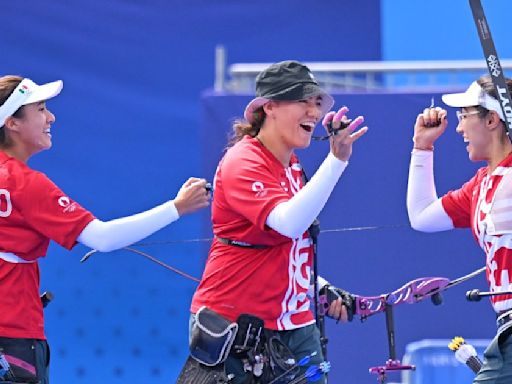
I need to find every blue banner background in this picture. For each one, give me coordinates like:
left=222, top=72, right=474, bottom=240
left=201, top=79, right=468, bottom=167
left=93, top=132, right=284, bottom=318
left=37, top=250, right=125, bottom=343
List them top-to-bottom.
left=1, top=0, right=510, bottom=382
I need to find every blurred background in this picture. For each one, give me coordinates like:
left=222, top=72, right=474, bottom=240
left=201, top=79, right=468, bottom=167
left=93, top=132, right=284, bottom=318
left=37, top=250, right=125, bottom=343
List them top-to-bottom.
left=2, top=0, right=511, bottom=383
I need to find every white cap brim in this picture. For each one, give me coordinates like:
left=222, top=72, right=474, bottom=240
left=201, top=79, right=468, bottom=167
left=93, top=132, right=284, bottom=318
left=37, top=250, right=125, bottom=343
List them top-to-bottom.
left=23, top=80, right=63, bottom=105
left=441, top=81, right=481, bottom=108
left=442, top=81, right=504, bottom=121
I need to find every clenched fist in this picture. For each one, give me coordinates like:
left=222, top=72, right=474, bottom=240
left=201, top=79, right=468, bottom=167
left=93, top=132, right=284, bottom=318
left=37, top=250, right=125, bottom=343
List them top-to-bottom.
left=173, top=177, right=211, bottom=216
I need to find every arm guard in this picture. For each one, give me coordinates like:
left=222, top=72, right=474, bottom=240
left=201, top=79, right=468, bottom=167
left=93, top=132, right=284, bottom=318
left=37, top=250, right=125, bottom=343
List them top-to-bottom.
left=319, top=284, right=355, bottom=322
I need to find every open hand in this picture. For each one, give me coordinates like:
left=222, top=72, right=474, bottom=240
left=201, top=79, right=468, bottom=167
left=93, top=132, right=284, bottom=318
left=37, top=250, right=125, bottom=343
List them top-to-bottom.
left=323, top=106, right=368, bottom=161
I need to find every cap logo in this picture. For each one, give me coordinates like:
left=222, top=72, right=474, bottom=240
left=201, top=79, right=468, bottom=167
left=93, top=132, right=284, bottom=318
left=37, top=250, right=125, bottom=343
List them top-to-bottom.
left=18, top=85, right=29, bottom=95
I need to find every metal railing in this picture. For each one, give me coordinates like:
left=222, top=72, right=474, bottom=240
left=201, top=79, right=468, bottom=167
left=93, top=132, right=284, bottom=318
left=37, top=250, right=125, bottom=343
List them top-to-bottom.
left=213, top=46, right=512, bottom=93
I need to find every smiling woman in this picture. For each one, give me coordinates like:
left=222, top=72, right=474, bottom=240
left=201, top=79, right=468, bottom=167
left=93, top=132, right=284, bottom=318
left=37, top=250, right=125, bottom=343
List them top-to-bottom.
left=179, top=61, right=368, bottom=384
left=0, top=75, right=211, bottom=384
left=406, top=75, right=512, bottom=384
left=0, top=76, right=60, bottom=161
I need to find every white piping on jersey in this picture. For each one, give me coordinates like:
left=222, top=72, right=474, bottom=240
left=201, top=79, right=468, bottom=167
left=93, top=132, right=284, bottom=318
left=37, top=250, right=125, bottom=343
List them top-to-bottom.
left=277, top=164, right=311, bottom=331
left=284, top=166, right=301, bottom=195
left=468, top=166, right=512, bottom=313
left=493, top=166, right=509, bottom=176
left=276, top=167, right=311, bottom=330
left=486, top=168, right=512, bottom=235
left=473, top=173, right=492, bottom=248
left=492, top=197, right=512, bottom=211
left=277, top=231, right=313, bottom=330
left=482, top=234, right=512, bottom=312
left=278, top=238, right=298, bottom=331
left=0, top=252, right=36, bottom=264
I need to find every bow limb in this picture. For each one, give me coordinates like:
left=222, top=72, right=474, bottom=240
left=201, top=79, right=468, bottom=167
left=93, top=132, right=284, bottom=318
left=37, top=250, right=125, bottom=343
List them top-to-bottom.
left=319, top=267, right=486, bottom=321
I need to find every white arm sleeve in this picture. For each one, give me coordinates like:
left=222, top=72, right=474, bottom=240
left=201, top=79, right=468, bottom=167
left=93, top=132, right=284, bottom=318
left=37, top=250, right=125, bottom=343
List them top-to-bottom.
left=407, top=149, right=454, bottom=232
left=266, top=152, right=348, bottom=239
left=77, top=200, right=180, bottom=252
left=308, top=276, right=330, bottom=298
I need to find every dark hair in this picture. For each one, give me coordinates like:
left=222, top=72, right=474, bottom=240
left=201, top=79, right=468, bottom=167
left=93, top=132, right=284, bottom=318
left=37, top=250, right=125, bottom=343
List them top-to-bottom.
left=476, top=74, right=512, bottom=120
left=0, top=75, right=24, bottom=146
left=227, top=107, right=266, bottom=148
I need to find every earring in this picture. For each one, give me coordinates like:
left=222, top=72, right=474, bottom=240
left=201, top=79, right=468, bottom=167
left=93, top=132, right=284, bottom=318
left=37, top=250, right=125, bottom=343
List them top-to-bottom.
left=253, top=110, right=263, bottom=122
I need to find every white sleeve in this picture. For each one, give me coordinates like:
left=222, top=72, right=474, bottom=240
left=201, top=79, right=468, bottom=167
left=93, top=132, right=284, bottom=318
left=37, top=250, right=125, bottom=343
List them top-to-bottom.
left=407, top=149, right=454, bottom=232
left=266, top=152, right=348, bottom=239
left=77, top=200, right=180, bottom=252
left=308, top=276, right=330, bottom=298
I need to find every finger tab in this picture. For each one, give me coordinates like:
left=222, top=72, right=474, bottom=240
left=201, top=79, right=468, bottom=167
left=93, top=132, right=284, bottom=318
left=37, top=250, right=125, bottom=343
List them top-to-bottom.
left=333, top=107, right=348, bottom=121
left=322, top=111, right=336, bottom=126
left=348, top=116, right=364, bottom=130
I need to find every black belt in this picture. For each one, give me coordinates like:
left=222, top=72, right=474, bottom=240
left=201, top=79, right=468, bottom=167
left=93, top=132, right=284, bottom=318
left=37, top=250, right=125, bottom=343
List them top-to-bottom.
left=216, top=236, right=269, bottom=249
left=497, top=309, right=512, bottom=330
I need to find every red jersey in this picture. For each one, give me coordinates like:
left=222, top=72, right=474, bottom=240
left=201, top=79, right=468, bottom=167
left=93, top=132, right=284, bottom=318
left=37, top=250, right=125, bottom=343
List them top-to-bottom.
left=191, top=136, right=315, bottom=330
left=0, top=151, right=94, bottom=339
left=442, top=152, right=512, bottom=313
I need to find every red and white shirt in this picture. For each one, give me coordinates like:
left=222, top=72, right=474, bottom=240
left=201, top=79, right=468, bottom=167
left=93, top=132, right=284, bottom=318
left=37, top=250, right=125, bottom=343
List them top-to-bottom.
left=191, top=136, right=315, bottom=330
left=0, top=151, right=94, bottom=339
left=442, top=152, right=512, bottom=313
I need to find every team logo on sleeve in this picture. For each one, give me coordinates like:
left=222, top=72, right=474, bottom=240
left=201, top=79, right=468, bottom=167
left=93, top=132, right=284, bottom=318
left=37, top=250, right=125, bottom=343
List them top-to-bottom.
left=252, top=181, right=267, bottom=197
left=58, top=196, right=77, bottom=213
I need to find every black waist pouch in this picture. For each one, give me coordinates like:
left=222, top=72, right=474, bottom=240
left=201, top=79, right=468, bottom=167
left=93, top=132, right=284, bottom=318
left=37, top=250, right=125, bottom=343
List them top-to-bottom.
left=190, top=306, right=238, bottom=366
left=0, top=337, right=39, bottom=383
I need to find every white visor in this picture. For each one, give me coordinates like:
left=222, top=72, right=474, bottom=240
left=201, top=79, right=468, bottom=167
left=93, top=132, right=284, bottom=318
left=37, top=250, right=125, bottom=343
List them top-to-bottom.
left=0, top=78, right=63, bottom=126
left=442, top=81, right=504, bottom=121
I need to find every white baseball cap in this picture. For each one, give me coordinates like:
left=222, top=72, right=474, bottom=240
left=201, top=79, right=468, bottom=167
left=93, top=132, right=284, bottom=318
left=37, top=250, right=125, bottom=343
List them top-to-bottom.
left=0, top=78, right=63, bottom=126
left=442, top=81, right=504, bottom=121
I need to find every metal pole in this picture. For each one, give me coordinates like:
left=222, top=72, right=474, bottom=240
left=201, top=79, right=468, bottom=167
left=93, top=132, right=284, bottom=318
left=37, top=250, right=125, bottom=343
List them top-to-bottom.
left=214, top=44, right=226, bottom=92
left=385, top=305, right=396, bottom=361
